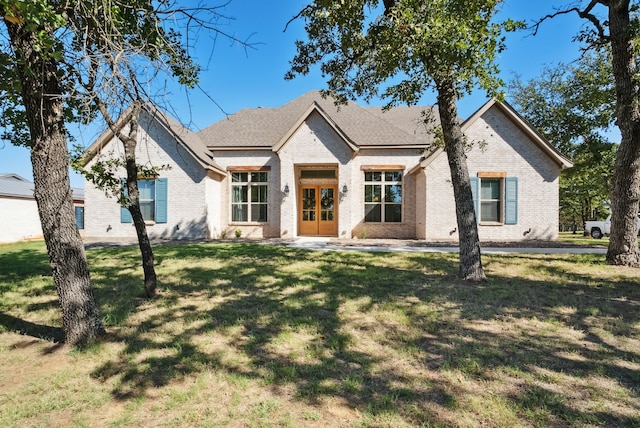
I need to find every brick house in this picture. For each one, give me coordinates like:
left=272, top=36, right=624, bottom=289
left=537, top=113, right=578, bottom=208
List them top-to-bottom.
left=82, top=91, right=572, bottom=241
left=0, top=173, right=85, bottom=243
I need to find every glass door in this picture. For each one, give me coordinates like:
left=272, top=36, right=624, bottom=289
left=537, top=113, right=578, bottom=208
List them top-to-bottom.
left=299, top=185, right=337, bottom=236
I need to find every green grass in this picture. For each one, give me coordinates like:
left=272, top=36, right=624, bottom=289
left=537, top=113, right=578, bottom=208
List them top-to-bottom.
left=558, top=231, right=609, bottom=246
left=1, top=240, right=639, bottom=427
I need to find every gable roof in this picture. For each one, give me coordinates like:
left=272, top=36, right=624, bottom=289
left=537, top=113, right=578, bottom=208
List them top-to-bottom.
left=198, top=90, right=438, bottom=150
left=413, top=99, right=573, bottom=172
left=464, top=99, right=573, bottom=169
left=272, top=101, right=360, bottom=153
left=81, top=103, right=225, bottom=175
left=0, top=173, right=83, bottom=201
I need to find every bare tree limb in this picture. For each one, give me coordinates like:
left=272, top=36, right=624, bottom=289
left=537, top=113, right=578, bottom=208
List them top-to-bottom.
left=531, top=1, right=608, bottom=41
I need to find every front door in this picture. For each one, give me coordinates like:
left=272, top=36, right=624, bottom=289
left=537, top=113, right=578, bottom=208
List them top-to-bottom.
left=299, top=185, right=337, bottom=236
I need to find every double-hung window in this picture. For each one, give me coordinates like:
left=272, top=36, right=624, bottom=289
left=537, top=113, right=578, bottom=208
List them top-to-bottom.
left=364, top=170, right=403, bottom=223
left=231, top=171, right=268, bottom=222
left=471, top=173, right=518, bottom=225
left=120, top=177, right=168, bottom=223
left=480, top=179, right=501, bottom=222
left=138, top=180, right=156, bottom=221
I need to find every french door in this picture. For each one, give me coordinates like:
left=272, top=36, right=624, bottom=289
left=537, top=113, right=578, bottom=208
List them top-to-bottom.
left=299, top=185, right=337, bottom=236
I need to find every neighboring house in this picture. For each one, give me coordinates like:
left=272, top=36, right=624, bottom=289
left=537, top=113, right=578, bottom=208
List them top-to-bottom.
left=81, top=91, right=572, bottom=241
left=0, top=173, right=85, bottom=243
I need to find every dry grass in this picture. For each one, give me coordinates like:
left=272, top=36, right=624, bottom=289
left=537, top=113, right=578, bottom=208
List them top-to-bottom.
left=0, top=241, right=639, bottom=427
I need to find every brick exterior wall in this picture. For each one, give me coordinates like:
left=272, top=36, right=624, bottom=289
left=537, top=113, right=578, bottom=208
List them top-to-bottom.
left=84, top=102, right=564, bottom=242
left=424, top=104, right=562, bottom=241
left=84, top=110, right=211, bottom=240
left=277, top=111, right=353, bottom=238
left=349, top=148, right=421, bottom=239
left=208, top=150, right=281, bottom=238
left=415, top=171, right=427, bottom=239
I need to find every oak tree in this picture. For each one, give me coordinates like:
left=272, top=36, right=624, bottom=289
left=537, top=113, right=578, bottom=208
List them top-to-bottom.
left=0, top=0, right=241, bottom=343
left=288, top=0, right=520, bottom=280
left=1, top=1, right=105, bottom=346
left=535, top=1, right=640, bottom=265
left=509, top=51, right=617, bottom=228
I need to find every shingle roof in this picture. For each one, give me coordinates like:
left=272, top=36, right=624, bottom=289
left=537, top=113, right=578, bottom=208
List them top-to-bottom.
left=198, top=90, right=439, bottom=149
left=462, top=99, right=573, bottom=169
left=82, top=103, right=225, bottom=175
left=143, top=105, right=225, bottom=174
left=0, top=173, right=84, bottom=200
left=0, top=174, right=34, bottom=198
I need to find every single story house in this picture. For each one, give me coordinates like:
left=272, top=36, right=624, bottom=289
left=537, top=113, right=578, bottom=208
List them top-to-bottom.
left=82, top=91, right=572, bottom=241
left=0, top=173, right=84, bottom=243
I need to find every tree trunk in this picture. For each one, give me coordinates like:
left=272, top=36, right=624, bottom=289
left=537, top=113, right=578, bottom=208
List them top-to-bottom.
left=606, top=0, right=640, bottom=266
left=5, top=20, right=104, bottom=345
left=435, top=75, right=486, bottom=281
left=123, top=103, right=157, bottom=298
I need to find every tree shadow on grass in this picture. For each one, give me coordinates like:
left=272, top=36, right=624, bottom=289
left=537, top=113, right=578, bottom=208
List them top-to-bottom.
left=58, top=244, right=640, bottom=426
left=87, top=244, right=464, bottom=423
left=0, top=245, right=63, bottom=342
left=404, top=252, right=640, bottom=425
left=0, top=311, right=64, bottom=343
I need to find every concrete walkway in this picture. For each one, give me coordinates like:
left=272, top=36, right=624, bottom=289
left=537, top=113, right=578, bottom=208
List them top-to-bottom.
left=83, top=236, right=609, bottom=255
left=288, top=237, right=608, bottom=255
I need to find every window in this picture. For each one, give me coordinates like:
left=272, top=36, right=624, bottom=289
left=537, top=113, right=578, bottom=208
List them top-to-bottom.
left=300, top=169, right=336, bottom=179
left=231, top=171, right=268, bottom=222
left=364, top=171, right=402, bottom=223
left=470, top=175, right=518, bottom=225
left=120, top=178, right=168, bottom=223
left=480, top=179, right=501, bottom=222
left=138, top=180, right=156, bottom=221
left=75, top=206, right=84, bottom=230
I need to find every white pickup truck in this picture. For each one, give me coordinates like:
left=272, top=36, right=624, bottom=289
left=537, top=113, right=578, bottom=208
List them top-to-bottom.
left=584, top=214, right=640, bottom=239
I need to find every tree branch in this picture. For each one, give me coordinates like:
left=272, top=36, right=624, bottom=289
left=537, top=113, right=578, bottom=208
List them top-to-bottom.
left=531, top=1, right=608, bottom=40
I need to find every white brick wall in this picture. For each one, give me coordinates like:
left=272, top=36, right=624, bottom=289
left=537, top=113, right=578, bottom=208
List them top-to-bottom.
left=84, top=103, right=564, bottom=242
left=424, top=104, right=562, bottom=241
left=85, top=110, right=210, bottom=240
left=278, top=111, right=353, bottom=238
left=349, top=148, right=422, bottom=239
left=209, top=150, right=280, bottom=238
left=415, top=171, right=427, bottom=239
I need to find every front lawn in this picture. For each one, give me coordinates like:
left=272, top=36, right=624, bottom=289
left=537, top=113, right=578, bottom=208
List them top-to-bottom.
left=558, top=231, right=609, bottom=246
left=0, top=241, right=638, bottom=427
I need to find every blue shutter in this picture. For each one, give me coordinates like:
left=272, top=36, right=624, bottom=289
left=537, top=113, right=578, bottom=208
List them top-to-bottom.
left=469, top=177, right=479, bottom=223
left=505, top=177, right=518, bottom=225
left=120, top=178, right=132, bottom=223
left=155, top=178, right=168, bottom=223
left=75, top=206, right=84, bottom=229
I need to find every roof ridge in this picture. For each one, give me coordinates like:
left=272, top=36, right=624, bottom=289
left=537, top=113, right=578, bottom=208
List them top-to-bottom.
left=199, top=90, right=436, bottom=149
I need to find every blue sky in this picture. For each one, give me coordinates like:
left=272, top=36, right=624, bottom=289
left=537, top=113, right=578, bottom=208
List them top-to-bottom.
left=0, top=1, right=596, bottom=188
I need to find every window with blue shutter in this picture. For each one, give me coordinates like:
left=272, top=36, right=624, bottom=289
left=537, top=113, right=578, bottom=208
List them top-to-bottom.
left=474, top=174, right=518, bottom=225
left=120, top=177, right=168, bottom=223
left=504, top=177, right=518, bottom=225
left=75, top=206, right=84, bottom=229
